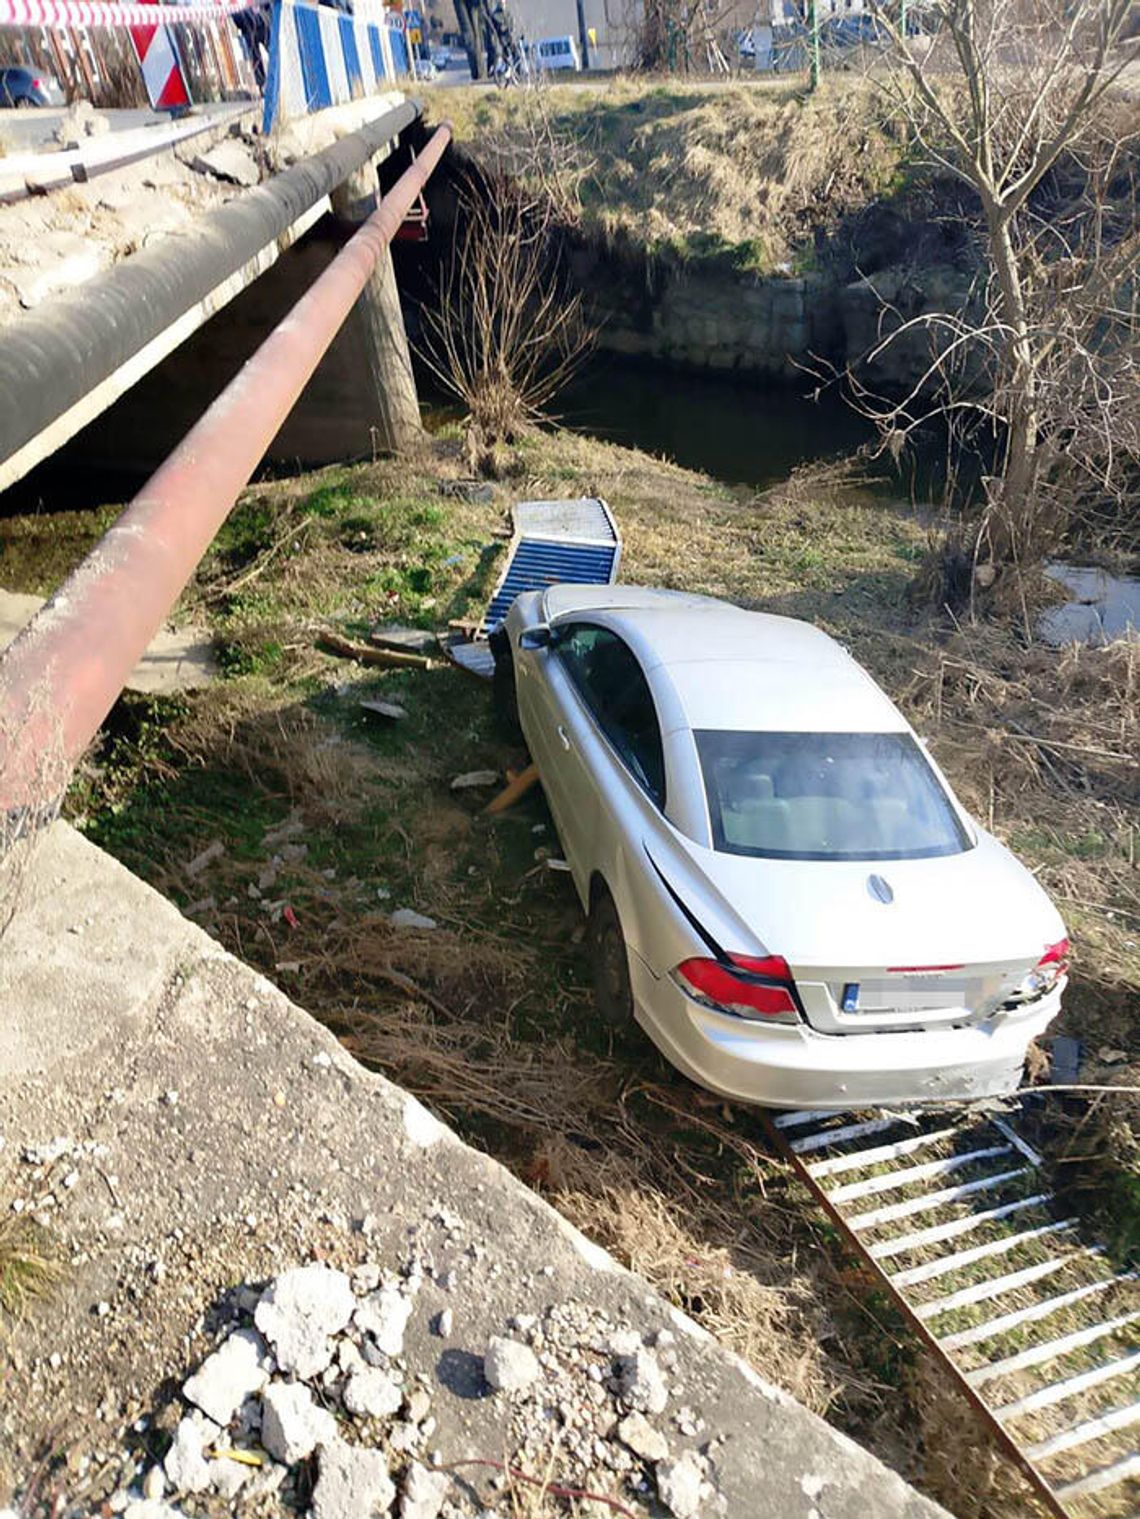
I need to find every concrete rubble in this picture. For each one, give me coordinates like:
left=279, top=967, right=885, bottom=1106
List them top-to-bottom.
left=0, top=118, right=258, bottom=325
left=191, top=140, right=261, bottom=188
left=0, top=823, right=949, bottom=1519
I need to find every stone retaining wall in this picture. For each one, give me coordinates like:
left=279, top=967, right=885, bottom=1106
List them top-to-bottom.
left=576, top=245, right=973, bottom=392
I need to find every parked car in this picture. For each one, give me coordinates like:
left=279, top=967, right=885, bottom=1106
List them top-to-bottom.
left=533, top=35, right=581, bottom=70
left=429, top=45, right=451, bottom=67
left=412, top=56, right=438, bottom=80
left=0, top=66, right=63, bottom=107
left=493, top=585, right=1069, bottom=1110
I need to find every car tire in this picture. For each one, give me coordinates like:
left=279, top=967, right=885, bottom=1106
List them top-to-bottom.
left=15, top=96, right=33, bottom=108
left=489, top=626, right=520, bottom=734
left=588, top=887, right=633, bottom=1027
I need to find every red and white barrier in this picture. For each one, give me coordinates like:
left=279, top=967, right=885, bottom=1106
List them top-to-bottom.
left=0, top=0, right=250, bottom=28
left=129, top=0, right=189, bottom=109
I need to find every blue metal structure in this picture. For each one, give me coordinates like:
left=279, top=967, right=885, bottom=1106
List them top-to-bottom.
left=262, top=0, right=407, bottom=132
left=481, top=497, right=621, bottom=636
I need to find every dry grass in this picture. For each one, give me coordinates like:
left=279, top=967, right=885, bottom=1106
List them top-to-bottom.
left=429, top=76, right=908, bottom=272
left=176, top=694, right=390, bottom=829
left=0, top=1213, right=61, bottom=1323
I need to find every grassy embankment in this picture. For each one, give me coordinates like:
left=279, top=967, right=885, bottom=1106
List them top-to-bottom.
left=427, top=75, right=915, bottom=275
left=1, top=423, right=1136, bottom=1515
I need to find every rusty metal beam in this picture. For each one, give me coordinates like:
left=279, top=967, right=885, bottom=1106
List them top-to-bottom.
left=0, top=122, right=452, bottom=820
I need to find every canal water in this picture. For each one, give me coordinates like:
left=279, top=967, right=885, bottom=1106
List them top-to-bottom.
left=555, top=356, right=877, bottom=489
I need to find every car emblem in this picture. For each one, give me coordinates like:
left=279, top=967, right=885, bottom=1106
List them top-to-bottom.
left=867, top=873, right=894, bottom=904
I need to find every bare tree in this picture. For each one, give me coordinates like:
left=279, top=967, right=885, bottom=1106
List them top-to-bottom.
left=635, top=0, right=750, bottom=71
left=848, top=0, right=1139, bottom=581
left=419, top=174, right=595, bottom=451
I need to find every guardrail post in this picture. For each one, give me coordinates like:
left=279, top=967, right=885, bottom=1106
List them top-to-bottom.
left=331, top=161, right=422, bottom=455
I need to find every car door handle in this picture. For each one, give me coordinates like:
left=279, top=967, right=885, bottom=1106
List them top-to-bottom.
left=557, top=725, right=571, bottom=751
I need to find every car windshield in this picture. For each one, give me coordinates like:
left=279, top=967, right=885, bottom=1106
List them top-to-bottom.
left=695, top=730, right=970, bottom=861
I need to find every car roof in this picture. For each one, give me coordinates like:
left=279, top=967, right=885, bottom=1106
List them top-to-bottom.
left=543, top=584, right=907, bottom=734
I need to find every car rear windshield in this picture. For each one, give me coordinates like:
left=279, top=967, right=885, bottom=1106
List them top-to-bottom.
left=695, top=730, right=970, bottom=861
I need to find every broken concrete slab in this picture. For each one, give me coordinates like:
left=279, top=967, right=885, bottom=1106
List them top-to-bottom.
left=192, top=140, right=260, bottom=187
left=0, top=589, right=216, bottom=694
left=368, top=625, right=439, bottom=656
left=0, top=822, right=949, bottom=1519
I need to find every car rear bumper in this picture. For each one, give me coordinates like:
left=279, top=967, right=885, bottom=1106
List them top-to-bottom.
left=629, top=956, right=1063, bottom=1110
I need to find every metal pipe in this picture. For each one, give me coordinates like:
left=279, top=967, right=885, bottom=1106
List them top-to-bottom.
left=0, top=122, right=452, bottom=818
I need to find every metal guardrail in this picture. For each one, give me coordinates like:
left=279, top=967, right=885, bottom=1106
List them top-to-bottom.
left=0, top=120, right=451, bottom=822
left=767, top=1105, right=1140, bottom=1518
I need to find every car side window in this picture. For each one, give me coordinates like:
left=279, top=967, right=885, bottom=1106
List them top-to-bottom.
left=555, top=624, right=666, bottom=807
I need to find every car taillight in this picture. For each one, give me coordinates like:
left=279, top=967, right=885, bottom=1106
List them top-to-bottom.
left=31, top=77, right=42, bottom=89
left=1014, top=937, right=1071, bottom=1001
left=673, top=953, right=800, bottom=1024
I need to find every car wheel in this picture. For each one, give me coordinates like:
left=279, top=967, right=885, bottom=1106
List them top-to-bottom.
left=15, top=96, right=33, bottom=108
left=488, top=626, right=520, bottom=734
left=588, top=887, right=633, bottom=1027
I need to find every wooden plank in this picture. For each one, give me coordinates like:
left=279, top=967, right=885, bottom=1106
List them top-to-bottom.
left=318, top=630, right=434, bottom=669
left=484, top=763, right=540, bottom=815
left=790, top=1116, right=899, bottom=1155
left=810, top=1125, right=960, bottom=1180
left=847, top=1167, right=1028, bottom=1231
left=869, top=1193, right=1052, bottom=1261
left=891, top=1219, right=1077, bottom=1288
left=916, top=1255, right=1072, bottom=1322
left=940, top=1273, right=1128, bottom=1351
left=965, top=1310, right=1140, bottom=1387
left=995, top=1350, right=1140, bottom=1421
left=1027, top=1400, right=1140, bottom=1461
left=1055, top=1452, right=1140, bottom=1501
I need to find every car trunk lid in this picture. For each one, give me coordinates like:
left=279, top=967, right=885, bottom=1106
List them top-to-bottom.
left=672, top=833, right=1064, bottom=1034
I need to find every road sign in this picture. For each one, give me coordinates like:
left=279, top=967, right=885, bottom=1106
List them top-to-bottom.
left=129, top=0, right=191, bottom=110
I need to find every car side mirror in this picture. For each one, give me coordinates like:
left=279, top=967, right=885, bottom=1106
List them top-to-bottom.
left=519, top=625, right=553, bottom=651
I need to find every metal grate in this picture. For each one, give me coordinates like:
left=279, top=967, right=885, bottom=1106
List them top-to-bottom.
left=477, top=497, right=621, bottom=638
left=769, top=1105, right=1140, bottom=1518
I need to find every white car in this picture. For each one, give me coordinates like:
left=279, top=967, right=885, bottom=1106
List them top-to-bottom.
left=494, top=585, right=1069, bottom=1110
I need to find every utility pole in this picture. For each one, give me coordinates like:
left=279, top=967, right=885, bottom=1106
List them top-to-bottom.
left=575, top=0, right=591, bottom=67
left=807, top=0, right=820, bottom=88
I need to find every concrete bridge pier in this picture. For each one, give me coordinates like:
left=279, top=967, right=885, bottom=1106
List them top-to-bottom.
left=332, top=161, right=423, bottom=455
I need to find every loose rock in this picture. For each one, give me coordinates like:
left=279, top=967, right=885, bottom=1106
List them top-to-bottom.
left=192, top=141, right=260, bottom=187
left=450, top=770, right=499, bottom=791
left=388, top=909, right=438, bottom=932
left=254, top=1263, right=355, bottom=1378
left=354, top=1285, right=413, bottom=1356
left=182, top=1328, right=269, bottom=1426
left=484, top=1336, right=541, bottom=1393
left=618, top=1348, right=668, bottom=1415
left=343, top=1366, right=403, bottom=1419
left=261, top=1380, right=337, bottom=1464
left=617, top=1411, right=669, bottom=1463
left=163, top=1414, right=217, bottom=1494
left=313, top=1439, right=396, bottom=1519
left=657, top=1451, right=704, bottom=1518
left=400, top=1461, right=450, bottom=1519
